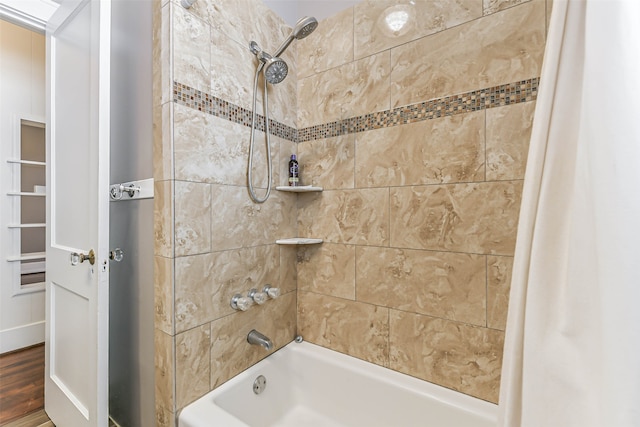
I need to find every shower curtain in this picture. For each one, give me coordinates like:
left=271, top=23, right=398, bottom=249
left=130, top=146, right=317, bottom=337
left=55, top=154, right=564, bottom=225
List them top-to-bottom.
left=498, top=1, right=640, bottom=426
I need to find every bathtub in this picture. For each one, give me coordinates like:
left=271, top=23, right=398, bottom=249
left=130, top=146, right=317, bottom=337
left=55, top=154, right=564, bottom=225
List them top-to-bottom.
left=179, top=341, right=497, bottom=427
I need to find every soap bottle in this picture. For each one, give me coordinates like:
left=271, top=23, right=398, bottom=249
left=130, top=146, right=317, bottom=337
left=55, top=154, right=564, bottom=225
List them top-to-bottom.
left=288, top=154, right=299, bottom=186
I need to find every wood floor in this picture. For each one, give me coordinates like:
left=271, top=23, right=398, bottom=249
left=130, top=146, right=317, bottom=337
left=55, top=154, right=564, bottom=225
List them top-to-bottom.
left=0, top=344, right=50, bottom=426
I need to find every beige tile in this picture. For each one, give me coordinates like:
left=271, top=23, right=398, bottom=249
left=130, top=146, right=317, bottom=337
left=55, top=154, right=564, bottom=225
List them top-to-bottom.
left=190, top=0, right=289, bottom=57
left=354, top=0, right=482, bottom=60
left=391, top=0, right=545, bottom=107
left=483, top=0, right=531, bottom=15
left=546, top=0, right=553, bottom=34
left=154, top=2, right=172, bottom=106
left=173, top=4, right=210, bottom=93
left=297, top=7, right=354, bottom=78
left=210, top=29, right=255, bottom=112
left=267, top=43, right=298, bottom=130
left=298, top=52, right=390, bottom=128
left=153, top=102, right=173, bottom=182
left=486, top=102, right=535, bottom=181
left=174, top=105, right=249, bottom=186
left=355, top=111, right=485, bottom=188
left=247, top=129, right=280, bottom=190
left=298, top=133, right=355, bottom=189
left=277, top=137, right=298, bottom=188
left=154, top=180, right=173, bottom=258
left=174, top=181, right=211, bottom=256
left=390, top=181, right=522, bottom=255
left=210, top=185, right=296, bottom=250
left=298, top=188, right=389, bottom=245
left=298, top=243, right=356, bottom=300
left=279, top=245, right=297, bottom=294
left=174, top=246, right=281, bottom=333
left=356, top=247, right=486, bottom=326
left=155, top=256, right=174, bottom=335
left=487, top=256, right=513, bottom=330
left=298, top=291, right=389, bottom=366
left=210, top=292, right=296, bottom=388
left=389, top=310, right=504, bottom=403
left=176, top=325, right=211, bottom=409
left=155, top=329, right=175, bottom=412
left=155, top=402, right=176, bottom=427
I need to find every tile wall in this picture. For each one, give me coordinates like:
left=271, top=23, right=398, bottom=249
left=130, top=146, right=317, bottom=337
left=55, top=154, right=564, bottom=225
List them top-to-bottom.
left=153, top=0, right=551, bottom=423
left=153, top=0, right=299, bottom=425
left=295, top=0, right=547, bottom=404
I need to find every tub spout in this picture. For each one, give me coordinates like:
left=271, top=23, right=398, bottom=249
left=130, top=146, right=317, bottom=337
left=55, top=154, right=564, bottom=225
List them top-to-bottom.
left=247, top=329, right=273, bottom=351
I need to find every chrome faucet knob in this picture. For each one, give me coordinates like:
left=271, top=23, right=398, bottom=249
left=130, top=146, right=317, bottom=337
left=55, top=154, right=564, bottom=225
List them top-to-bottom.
left=263, top=285, right=280, bottom=299
left=248, top=288, right=268, bottom=305
left=231, top=294, right=251, bottom=311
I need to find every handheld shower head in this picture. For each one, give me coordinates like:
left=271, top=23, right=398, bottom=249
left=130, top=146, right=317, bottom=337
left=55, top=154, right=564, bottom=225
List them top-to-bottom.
left=273, top=16, right=318, bottom=57
left=292, top=16, right=318, bottom=40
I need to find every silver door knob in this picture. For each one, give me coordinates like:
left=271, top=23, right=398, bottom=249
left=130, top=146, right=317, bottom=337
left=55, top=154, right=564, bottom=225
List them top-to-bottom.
left=109, top=248, right=124, bottom=262
left=70, top=249, right=95, bottom=266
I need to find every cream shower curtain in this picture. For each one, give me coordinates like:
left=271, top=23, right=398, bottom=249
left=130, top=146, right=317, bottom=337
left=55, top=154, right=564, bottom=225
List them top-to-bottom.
left=498, top=1, right=640, bottom=426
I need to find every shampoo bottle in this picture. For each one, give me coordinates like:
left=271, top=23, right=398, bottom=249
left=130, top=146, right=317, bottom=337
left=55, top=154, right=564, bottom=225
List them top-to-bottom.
left=288, top=154, right=299, bottom=186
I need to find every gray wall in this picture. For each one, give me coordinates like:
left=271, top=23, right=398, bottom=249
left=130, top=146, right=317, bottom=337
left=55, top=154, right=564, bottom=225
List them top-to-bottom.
left=108, top=0, right=154, bottom=425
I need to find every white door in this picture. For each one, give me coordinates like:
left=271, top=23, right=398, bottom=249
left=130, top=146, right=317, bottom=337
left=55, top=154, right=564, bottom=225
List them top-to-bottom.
left=45, top=0, right=110, bottom=425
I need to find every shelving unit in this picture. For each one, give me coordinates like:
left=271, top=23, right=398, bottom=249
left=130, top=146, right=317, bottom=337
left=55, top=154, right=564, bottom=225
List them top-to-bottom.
left=5, top=143, right=47, bottom=290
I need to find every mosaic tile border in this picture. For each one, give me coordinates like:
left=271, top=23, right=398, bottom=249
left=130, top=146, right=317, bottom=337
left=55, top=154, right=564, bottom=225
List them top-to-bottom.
left=173, top=77, right=539, bottom=143
left=173, top=82, right=298, bottom=142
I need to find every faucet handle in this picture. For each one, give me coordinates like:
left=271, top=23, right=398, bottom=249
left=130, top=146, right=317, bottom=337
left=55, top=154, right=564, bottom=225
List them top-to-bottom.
left=263, top=285, right=280, bottom=299
left=248, top=288, right=268, bottom=305
left=231, top=294, right=252, bottom=311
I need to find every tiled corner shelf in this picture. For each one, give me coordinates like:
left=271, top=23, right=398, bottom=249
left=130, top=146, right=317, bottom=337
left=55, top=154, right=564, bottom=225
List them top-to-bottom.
left=275, top=185, right=323, bottom=193
left=276, top=185, right=323, bottom=245
left=275, top=238, right=323, bottom=245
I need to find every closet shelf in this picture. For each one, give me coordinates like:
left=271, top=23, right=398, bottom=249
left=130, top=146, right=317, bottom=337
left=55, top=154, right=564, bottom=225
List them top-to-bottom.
left=7, top=159, right=46, bottom=166
left=275, top=185, right=323, bottom=193
left=7, top=192, right=45, bottom=197
left=8, top=223, right=46, bottom=228
left=275, top=238, right=323, bottom=245
left=7, top=252, right=46, bottom=262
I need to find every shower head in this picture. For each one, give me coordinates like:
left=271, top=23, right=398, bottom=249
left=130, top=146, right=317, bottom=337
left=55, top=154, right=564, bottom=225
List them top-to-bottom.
left=273, top=16, right=318, bottom=57
left=292, top=16, right=318, bottom=40
left=252, top=48, right=289, bottom=84
left=263, top=56, right=288, bottom=84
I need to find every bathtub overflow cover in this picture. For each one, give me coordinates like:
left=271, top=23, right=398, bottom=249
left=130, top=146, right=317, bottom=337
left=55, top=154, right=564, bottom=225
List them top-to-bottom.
left=253, top=375, right=267, bottom=395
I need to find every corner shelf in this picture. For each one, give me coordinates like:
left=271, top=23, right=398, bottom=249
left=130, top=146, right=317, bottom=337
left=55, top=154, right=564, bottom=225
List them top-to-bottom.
left=275, top=184, right=323, bottom=245
left=275, top=185, right=323, bottom=193
left=275, top=238, right=323, bottom=245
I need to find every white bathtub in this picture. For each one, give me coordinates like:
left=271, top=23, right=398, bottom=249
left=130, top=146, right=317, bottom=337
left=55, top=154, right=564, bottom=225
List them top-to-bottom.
left=179, top=341, right=497, bottom=427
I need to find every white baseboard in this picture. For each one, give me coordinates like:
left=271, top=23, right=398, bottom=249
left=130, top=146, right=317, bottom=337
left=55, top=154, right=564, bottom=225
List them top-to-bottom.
left=0, top=320, right=45, bottom=353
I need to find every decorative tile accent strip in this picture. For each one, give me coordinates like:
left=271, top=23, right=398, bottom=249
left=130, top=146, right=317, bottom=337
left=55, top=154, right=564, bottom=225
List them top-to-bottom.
left=173, top=77, right=539, bottom=143
left=173, top=82, right=298, bottom=142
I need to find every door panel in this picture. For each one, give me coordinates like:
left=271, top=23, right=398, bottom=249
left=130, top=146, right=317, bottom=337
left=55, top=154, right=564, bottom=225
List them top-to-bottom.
left=45, top=0, right=110, bottom=425
left=51, top=0, right=93, bottom=249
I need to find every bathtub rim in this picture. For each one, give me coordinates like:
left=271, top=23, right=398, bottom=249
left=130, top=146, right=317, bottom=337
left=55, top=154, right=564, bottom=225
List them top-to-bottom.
left=179, top=340, right=498, bottom=426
